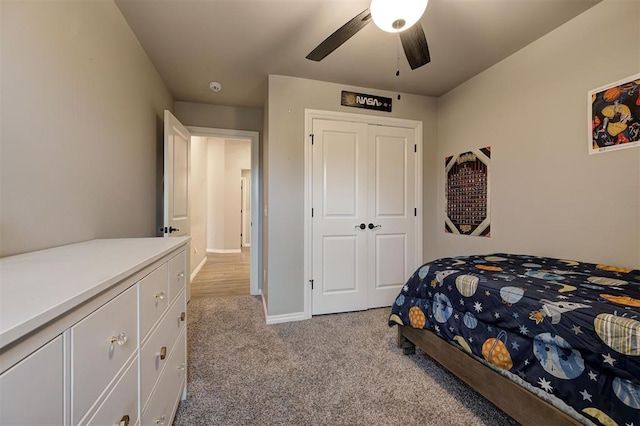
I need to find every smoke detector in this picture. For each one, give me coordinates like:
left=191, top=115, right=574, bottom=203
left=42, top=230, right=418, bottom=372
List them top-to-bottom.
left=209, top=81, right=222, bottom=92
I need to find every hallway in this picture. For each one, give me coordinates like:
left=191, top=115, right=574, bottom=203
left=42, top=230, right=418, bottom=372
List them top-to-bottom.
left=190, top=248, right=250, bottom=298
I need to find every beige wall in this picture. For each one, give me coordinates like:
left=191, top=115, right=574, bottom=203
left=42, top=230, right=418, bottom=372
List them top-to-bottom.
left=0, top=0, right=173, bottom=257
left=437, top=0, right=640, bottom=267
left=266, top=75, right=439, bottom=316
left=174, top=101, right=263, bottom=134
left=189, top=136, right=208, bottom=273
left=207, top=138, right=226, bottom=251
left=223, top=139, right=251, bottom=250
left=241, top=169, right=251, bottom=247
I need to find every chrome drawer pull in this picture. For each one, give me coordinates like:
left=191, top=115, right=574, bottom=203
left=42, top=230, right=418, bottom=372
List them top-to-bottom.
left=177, top=272, right=185, bottom=279
left=155, top=291, right=166, bottom=301
left=180, top=312, right=186, bottom=322
left=109, top=332, right=128, bottom=346
left=159, top=346, right=167, bottom=360
left=178, top=363, right=186, bottom=372
left=120, top=414, right=130, bottom=426
left=155, top=414, right=166, bottom=425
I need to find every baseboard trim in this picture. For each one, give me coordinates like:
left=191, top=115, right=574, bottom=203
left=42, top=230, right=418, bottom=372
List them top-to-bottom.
left=206, top=249, right=241, bottom=254
left=191, top=256, right=207, bottom=282
left=261, top=293, right=307, bottom=324
left=264, top=309, right=306, bottom=325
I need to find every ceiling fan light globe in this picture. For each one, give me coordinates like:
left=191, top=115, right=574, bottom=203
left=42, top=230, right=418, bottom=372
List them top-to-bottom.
left=370, top=0, right=428, bottom=33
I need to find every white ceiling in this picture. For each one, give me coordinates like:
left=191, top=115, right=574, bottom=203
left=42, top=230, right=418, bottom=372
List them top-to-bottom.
left=115, top=0, right=601, bottom=108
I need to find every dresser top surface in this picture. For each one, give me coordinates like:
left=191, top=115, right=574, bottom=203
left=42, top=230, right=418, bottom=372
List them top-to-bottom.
left=0, top=237, right=189, bottom=350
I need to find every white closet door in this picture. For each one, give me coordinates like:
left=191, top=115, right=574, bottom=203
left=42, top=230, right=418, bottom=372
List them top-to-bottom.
left=311, top=118, right=419, bottom=314
left=311, top=119, right=369, bottom=315
left=366, top=125, right=417, bottom=308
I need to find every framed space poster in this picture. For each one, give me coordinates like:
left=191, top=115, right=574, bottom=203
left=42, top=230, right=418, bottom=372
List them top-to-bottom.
left=589, top=72, right=640, bottom=154
left=445, top=147, right=490, bottom=237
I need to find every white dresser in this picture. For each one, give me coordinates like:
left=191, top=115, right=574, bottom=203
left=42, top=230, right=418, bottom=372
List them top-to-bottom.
left=0, top=237, right=190, bottom=425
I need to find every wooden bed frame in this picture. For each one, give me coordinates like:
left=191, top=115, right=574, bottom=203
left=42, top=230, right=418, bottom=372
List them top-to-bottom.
left=397, top=325, right=583, bottom=425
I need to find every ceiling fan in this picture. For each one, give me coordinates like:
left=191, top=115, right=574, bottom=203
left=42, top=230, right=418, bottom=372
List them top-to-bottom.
left=306, top=0, right=431, bottom=70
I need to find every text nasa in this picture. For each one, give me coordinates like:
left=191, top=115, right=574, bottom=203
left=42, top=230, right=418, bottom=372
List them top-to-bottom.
left=355, top=95, right=385, bottom=107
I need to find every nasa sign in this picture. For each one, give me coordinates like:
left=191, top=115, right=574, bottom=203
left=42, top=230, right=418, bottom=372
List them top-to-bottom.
left=341, top=90, right=392, bottom=112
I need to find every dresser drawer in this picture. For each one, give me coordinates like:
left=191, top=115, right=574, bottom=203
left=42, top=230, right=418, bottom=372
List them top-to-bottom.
left=168, top=250, right=186, bottom=303
left=139, top=263, right=169, bottom=340
left=72, top=285, right=137, bottom=422
left=140, top=289, right=186, bottom=410
left=141, top=329, right=186, bottom=426
left=0, top=335, right=64, bottom=425
left=85, top=357, right=138, bottom=426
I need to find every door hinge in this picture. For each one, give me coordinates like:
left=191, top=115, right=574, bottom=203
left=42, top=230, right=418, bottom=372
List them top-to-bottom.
left=310, top=134, right=314, bottom=145
left=310, top=279, right=314, bottom=290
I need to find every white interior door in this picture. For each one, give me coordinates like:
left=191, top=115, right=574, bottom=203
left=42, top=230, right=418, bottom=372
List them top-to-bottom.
left=163, top=110, right=190, bottom=238
left=311, top=118, right=418, bottom=315
left=312, top=119, right=369, bottom=315
left=367, top=125, right=417, bottom=308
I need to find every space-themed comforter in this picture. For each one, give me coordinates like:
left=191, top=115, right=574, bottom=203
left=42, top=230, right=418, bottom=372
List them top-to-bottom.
left=388, top=254, right=640, bottom=426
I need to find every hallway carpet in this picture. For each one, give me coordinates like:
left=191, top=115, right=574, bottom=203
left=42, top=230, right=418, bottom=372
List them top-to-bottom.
left=173, top=295, right=518, bottom=426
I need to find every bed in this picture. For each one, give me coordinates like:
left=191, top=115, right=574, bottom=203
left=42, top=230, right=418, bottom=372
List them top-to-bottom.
left=388, top=254, right=640, bottom=426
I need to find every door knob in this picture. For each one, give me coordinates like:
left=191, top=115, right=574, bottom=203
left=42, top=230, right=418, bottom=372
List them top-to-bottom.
left=355, top=223, right=366, bottom=230
left=368, top=223, right=381, bottom=230
left=110, top=332, right=128, bottom=346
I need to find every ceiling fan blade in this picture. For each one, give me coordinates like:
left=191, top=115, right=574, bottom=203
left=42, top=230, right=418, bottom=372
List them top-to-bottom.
left=306, top=9, right=372, bottom=62
left=399, top=23, right=431, bottom=70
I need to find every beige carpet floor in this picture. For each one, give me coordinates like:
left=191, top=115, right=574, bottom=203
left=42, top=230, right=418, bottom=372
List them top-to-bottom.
left=173, top=295, right=518, bottom=425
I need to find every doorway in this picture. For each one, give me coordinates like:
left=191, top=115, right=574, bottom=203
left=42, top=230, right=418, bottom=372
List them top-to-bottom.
left=188, top=127, right=261, bottom=296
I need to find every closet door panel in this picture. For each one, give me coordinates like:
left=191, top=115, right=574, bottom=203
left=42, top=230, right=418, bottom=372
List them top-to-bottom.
left=311, top=119, right=368, bottom=315
left=367, top=125, right=418, bottom=309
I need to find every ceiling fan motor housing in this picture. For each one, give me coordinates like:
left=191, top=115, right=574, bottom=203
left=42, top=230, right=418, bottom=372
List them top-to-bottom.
left=370, top=0, right=428, bottom=33
left=392, top=19, right=406, bottom=30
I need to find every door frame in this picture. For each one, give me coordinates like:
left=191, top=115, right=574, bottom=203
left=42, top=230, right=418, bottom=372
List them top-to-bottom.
left=303, top=109, right=423, bottom=319
left=187, top=126, right=262, bottom=296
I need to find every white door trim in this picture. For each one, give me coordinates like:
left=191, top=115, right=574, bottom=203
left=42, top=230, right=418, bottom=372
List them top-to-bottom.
left=304, top=109, right=423, bottom=319
left=187, top=126, right=261, bottom=296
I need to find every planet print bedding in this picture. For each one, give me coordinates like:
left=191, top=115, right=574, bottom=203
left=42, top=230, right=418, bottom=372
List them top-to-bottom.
left=388, top=254, right=640, bottom=426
